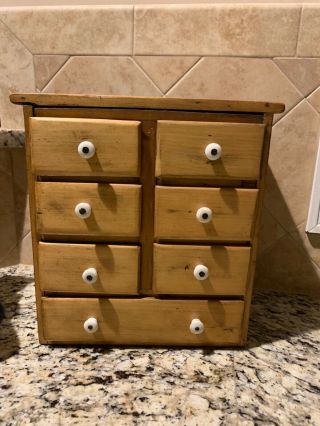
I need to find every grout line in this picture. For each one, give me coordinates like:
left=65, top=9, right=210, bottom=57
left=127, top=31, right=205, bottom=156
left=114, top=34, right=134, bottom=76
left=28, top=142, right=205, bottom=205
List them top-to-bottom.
left=294, top=5, right=303, bottom=57
left=132, top=6, right=135, bottom=56
left=0, top=15, right=33, bottom=56
left=130, top=53, right=305, bottom=59
left=41, top=56, right=71, bottom=92
left=131, top=56, right=164, bottom=95
left=162, top=56, right=201, bottom=95
left=165, top=57, right=204, bottom=96
left=272, top=58, right=304, bottom=99
left=304, top=84, right=320, bottom=100
left=306, top=92, right=320, bottom=116
left=273, top=97, right=306, bottom=127
left=263, top=203, right=288, bottom=235
left=288, top=218, right=306, bottom=234
left=257, top=229, right=290, bottom=259
left=0, top=243, right=17, bottom=266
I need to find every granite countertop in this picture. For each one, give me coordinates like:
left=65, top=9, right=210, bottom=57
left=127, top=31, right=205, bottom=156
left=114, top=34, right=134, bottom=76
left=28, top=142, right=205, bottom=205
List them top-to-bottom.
left=0, top=129, right=25, bottom=148
left=0, top=265, right=319, bottom=425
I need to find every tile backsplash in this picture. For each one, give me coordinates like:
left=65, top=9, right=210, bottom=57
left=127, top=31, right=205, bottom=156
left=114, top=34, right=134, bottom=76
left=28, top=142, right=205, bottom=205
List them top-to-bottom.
left=1, top=4, right=320, bottom=296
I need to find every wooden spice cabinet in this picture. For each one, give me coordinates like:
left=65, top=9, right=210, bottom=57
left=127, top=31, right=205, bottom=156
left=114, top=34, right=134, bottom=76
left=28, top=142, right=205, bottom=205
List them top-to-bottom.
left=11, top=94, right=284, bottom=346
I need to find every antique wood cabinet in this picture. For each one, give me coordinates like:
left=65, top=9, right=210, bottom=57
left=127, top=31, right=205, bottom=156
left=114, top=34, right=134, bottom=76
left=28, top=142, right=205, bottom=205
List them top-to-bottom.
left=11, top=94, right=284, bottom=346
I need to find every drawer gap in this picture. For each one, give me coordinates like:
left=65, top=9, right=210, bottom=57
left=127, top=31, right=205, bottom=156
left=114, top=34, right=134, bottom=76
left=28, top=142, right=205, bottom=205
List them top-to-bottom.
left=35, top=107, right=264, bottom=123
left=36, top=176, right=140, bottom=184
left=156, top=178, right=258, bottom=189
left=39, top=236, right=141, bottom=244
left=154, top=239, right=252, bottom=247
left=43, top=292, right=142, bottom=298
left=41, top=293, right=244, bottom=301
left=153, top=294, right=245, bottom=301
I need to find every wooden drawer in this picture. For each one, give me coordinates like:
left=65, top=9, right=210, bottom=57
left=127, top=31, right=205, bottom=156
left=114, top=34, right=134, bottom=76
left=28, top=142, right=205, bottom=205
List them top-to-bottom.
left=29, top=117, right=140, bottom=177
left=156, top=121, right=264, bottom=180
left=35, top=182, right=141, bottom=239
left=155, top=186, right=258, bottom=242
left=38, top=242, right=140, bottom=295
left=154, top=244, right=251, bottom=296
left=42, top=297, right=244, bottom=345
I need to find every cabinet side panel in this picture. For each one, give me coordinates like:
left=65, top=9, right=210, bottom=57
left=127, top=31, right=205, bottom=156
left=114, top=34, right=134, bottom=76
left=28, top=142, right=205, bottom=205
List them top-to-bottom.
left=23, top=105, right=46, bottom=344
left=241, top=113, right=274, bottom=345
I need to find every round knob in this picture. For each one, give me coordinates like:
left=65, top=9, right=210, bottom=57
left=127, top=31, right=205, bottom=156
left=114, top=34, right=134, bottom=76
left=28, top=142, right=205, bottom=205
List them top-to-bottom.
left=78, top=140, right=95, bottom=159
left=205, top=143, right=222, bottom=161
left=75, top=202, right=91, bottom=219
left=196, top=207, right=212, bottom=223
left=193, top=264, right=209, bottom=280
left=82, top=267, right=98, bottom=284
left=83, top=317, right=98, bottom=333
left=190, top=319, right=204, bottom=335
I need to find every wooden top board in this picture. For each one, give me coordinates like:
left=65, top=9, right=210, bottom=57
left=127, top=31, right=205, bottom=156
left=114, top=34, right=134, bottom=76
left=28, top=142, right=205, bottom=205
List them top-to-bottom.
left=10, top=93, right=285, bottom=114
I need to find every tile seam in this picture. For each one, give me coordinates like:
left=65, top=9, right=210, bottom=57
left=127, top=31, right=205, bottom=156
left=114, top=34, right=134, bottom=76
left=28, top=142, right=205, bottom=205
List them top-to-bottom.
left=295, top=4, right=304, bottom=58
left=294, top=5, right=303, bottom=57
left=131, top=6, right=135, bottom=56
left=0, top=15, right=33, bottom=56
left=35, top=55, right=70, bottom=92
left=131, top=56, right=164, bottom=95
left=162, top=56, right=201, bottom=96
left=41, top=57, right=71, bottom=92
left=164, top=57, right=205, bottom=97
left=272, top=58, right=305, bottom=99
left=272, top=97, right=306, bottom=127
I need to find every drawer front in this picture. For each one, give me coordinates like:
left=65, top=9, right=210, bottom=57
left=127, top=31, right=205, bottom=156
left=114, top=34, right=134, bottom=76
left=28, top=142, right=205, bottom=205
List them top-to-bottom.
left=30, top=117, right=140, bottom=177
left=156, top=121, right=264, bottom=180
left=36, top=182, right=141, bottom=239
left=155, top=186, right=258, bottom=241
left=38, top=242, right=140, bottom=295
left=154, top=244, right=251, bottom=296
left=42, top=297, right=244, bottom=345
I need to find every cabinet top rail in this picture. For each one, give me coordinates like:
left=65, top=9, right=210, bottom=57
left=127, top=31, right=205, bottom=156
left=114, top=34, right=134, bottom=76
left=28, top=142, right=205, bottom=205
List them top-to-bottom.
left=10, top=93, right=285, bottom=114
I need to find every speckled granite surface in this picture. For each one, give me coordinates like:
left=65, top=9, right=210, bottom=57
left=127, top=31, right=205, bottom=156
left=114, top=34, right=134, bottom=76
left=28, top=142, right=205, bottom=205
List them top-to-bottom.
left=0, top=130, right=24, bottom=148
left=0, top=265, right=319, bottom=425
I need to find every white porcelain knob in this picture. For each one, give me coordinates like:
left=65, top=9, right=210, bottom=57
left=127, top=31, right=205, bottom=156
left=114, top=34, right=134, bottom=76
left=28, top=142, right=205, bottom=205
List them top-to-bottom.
left=78, top=140, right=95, bottom=159
left=205, top=143, right=222, bottom=161
left=75, top=202, right=91, bottom=219
left=196, top=207, right=212, bottom=223
left=193, top=264, right=209, bottom=280
left=82, top=267, right=98, bottom=284
left=83, top=317, right=98, bottom=333
left=190, top=319, right=204, bottom=335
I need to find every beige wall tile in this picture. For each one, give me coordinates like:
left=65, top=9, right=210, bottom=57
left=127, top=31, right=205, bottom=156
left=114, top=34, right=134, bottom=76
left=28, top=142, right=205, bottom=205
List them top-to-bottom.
left=134, top=5, right=300, bottom=56
left=0, top=6, right=133, bottom=54
left=297, top=6, right=320, bottom=57
left=0, top=21, right=34, bottom=129
left=34, top=55, right=69, bottom=91
left=43, top=56, right=162, bottom=96
left=134, top=56, right=199, bottom=93
left=167, top=57, right=302, bottom=120
left=274, top=58, right=320, bottom=97
left=308, top=86, right=320, bottom=114
left=264, top=101, right=320, bottom=233
left=10, top=148, right=27, bottom=193
left=11, top=149, right=29, bottom=241
left=0, top=150, right=17, bottom=264
left=257, top=206, right=287, bottom=257
left=291, top=222, right=320, bottom=269
left=3, top=231, right=34, bottom=266
left=19, top=232, right=33, bottom=265
left=255, top=232, right=320, bottom=297
left=0, top=246, right=19, bottom=267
